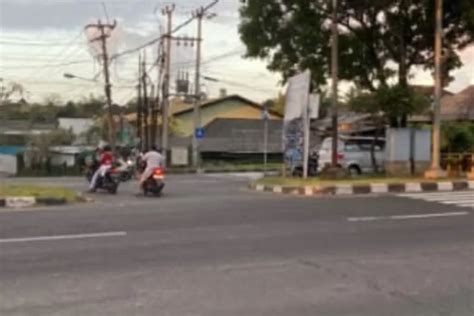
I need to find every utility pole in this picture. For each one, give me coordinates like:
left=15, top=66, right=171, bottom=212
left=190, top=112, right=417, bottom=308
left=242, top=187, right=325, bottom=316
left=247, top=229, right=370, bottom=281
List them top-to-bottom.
left=192, top=0, right=218, bottom=169
left=330, top=0, right=339, bottom=169
left=426, top=0, right=445, bottom=178
left=161, top=4, right=175, bottom=167
left=192, top=9, right=204, bottom=169
left=85, top=19, right=117, bottom=152
left=152, top=41, right=165, bottom=149
left=142, top=51, right=150, bottom=151
left=137, top=54, right=143, bottom=151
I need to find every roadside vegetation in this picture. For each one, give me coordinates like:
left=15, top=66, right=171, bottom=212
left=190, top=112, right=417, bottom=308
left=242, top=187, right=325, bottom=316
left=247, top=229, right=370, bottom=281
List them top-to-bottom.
left=0, top=184, right=79, bottom=203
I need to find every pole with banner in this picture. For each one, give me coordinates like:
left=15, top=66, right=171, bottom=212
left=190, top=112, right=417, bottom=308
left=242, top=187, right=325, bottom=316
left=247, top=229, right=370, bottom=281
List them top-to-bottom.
left=283, top=70, right=311, bottom=178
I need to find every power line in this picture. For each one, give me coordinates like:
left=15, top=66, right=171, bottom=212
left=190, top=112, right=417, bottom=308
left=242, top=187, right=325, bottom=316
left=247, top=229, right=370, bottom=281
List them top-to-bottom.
left=111, top=0, right=219, bottom=60
left=0, top=40, right=86, bottom=47
left=0, top=60, right=91, bottom=69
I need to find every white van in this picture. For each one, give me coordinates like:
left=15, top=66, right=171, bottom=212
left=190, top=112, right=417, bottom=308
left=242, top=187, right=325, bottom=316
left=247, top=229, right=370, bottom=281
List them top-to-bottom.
left=318, top=136, right=386, bottom=175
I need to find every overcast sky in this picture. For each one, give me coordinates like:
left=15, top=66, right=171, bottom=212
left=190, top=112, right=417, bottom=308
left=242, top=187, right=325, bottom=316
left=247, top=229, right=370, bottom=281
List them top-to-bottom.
left=0, top=0, right=473, bottom=105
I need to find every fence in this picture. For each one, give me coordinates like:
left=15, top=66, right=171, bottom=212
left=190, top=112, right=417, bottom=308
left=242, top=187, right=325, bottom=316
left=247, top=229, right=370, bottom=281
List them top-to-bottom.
left=441, top=153, right=474, bottom=176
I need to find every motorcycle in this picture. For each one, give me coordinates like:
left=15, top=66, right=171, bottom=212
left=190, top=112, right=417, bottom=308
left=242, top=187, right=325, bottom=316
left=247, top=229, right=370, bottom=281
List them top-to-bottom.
left=291, top=152, right=319, bottom=177
left=116, top=158, right=135, bottom=182
left=85, top=160, right=121, bottom=194
left=142, top=167, right=165, bottom=196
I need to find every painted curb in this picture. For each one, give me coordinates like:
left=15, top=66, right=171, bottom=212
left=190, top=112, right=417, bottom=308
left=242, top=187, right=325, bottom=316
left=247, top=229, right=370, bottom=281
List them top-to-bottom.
left=249, top=180, right=474, bottom=197
left=0, top=196, right=67, bottom=208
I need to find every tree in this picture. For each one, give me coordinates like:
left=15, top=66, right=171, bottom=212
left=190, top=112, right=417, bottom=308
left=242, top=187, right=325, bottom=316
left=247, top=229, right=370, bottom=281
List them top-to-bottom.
left=239, top=0, right=474, bottom=126
left=0, top=82, right=25, bottom=102
left=348, top=85, right=430, bottom=170
left=441, top=122, right=474, bottom=153
left=27, top=128, right=75, bottom=171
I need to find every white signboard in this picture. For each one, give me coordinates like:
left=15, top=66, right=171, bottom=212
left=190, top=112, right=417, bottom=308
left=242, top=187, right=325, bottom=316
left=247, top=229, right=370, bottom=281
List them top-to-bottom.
left=282, top=70, right=311, bottom=176
left=284, top=70, right=311, bottom=121
left=309, top=93, right=320, bottom=119
left=171, top=147, right=189, bottom=166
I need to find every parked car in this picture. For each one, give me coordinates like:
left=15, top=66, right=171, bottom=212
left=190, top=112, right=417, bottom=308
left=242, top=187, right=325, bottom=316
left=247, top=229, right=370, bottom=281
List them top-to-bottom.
left=318, top=136, right=386, bottom=175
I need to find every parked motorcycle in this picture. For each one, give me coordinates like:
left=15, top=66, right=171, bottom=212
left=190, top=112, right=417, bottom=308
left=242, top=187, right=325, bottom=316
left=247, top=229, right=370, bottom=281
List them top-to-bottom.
left=291, top=152, right=319, bottom=177
left=142, top=167, right=165, bottom=196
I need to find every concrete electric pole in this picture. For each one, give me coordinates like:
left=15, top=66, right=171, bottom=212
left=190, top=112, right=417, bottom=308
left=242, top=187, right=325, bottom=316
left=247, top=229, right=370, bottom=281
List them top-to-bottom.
left=330, top=0, right=339, bottom=169
left=425, top=0, right=446, bottom=179
left=191, top=1, right=218, bottom=169
left=161, top=4, right=175, bottom=166
left=85, top=19, right=117, bottom=152
left=142, top=51, right=150, bottom=151
left=137, top=53, right=143, bottom=151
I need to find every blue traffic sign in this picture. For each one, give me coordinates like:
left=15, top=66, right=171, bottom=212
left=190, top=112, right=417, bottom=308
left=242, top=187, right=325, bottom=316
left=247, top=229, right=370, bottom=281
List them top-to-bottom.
left=195, top=127, right=205, bottom=139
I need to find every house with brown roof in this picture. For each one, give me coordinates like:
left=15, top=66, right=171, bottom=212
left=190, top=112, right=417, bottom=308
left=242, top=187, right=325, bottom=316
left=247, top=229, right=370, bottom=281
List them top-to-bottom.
left=410, top=85, right=474, bottom=123
left=440, top=85, right=474, bottom=121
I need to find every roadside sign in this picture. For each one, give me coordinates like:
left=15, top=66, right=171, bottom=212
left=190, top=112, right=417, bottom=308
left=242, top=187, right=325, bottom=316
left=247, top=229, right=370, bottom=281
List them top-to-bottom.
left=195, top=127, right=205, bottom=139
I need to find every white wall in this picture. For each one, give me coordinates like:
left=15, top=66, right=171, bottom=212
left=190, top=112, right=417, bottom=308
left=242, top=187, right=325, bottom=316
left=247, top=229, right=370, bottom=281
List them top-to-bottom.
left=58, top=118, right=94, bottom=135
left=0, top=154, right=17, bottom=175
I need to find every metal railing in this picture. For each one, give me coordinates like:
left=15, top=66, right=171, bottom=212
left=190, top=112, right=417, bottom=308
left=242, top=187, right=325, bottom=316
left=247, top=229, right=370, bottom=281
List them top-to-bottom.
left=441, top=153, right=474, bottom=175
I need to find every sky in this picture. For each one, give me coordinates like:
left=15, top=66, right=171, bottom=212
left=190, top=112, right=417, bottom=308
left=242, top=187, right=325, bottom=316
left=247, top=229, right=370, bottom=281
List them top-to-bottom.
left=0, top=0, right=473, bottom=105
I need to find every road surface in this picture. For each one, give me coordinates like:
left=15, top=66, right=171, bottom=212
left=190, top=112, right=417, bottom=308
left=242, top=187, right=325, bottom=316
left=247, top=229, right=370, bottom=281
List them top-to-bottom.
left=1, top=174, right=473, bottom=315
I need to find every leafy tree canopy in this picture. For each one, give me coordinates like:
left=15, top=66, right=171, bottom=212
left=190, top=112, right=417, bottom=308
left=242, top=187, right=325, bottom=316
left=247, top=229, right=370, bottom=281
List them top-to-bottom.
left=239, top=0, right=474, bottom=91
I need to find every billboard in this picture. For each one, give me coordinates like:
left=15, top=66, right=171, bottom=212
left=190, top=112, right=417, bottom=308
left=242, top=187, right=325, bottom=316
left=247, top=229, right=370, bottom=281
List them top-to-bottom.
left=283, top=70, right=311, bottom=171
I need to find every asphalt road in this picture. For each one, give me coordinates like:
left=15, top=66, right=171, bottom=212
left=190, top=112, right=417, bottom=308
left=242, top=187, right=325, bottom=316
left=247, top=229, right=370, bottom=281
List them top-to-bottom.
left=1, top=174, right=473, bottom=316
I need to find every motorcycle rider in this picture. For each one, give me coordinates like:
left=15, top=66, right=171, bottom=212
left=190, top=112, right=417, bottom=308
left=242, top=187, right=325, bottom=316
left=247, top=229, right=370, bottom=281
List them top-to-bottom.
left=88, top=145, right=113, bottom=192
left=139, top=145, right=164, bottom=189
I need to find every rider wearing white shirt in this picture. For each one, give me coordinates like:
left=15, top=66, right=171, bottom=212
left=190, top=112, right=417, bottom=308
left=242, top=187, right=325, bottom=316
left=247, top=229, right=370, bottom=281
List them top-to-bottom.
left=140, top=145, right=164, bottom=186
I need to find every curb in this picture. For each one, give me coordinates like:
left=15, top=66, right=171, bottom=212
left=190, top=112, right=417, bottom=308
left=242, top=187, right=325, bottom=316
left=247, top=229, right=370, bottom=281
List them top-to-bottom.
left=168, top=168, right=280, bottom=175
left=250, top=180, right=474, bottom=197
left=0, top=196, right=67, bottom=208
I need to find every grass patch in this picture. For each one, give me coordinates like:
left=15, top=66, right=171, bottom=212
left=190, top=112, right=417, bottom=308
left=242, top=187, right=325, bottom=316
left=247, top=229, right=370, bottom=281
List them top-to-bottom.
left=256, top=176, right=465, bottom=187
left=0, top=185, right=78, bottom=203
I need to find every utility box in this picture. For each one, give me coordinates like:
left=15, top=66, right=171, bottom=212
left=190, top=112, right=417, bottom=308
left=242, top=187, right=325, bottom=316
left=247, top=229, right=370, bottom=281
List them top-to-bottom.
left=385, top=128, right=431, bottom=176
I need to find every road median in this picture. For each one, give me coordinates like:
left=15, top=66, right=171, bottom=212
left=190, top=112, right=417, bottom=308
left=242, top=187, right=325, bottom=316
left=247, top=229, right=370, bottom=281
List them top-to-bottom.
left=250, top=177, right=474, bottom=196
left=0, top=185, right=86, bottom=208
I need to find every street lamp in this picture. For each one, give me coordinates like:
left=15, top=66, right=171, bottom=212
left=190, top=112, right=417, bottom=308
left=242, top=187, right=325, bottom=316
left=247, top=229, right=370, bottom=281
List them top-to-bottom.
left=63, top=73, right=97, bottom=82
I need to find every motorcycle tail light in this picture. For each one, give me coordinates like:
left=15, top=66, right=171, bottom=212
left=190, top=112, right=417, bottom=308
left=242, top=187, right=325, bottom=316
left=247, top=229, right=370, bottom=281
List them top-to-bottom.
left=153, top=168, right=165, bottom=179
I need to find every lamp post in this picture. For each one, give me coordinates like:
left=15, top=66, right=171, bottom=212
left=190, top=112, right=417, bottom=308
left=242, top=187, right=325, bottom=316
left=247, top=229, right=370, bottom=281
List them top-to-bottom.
left=63, top=73, right=97, bottom=82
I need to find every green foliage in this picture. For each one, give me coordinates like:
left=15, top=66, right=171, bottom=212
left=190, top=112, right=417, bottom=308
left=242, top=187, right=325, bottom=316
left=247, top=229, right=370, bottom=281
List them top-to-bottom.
left=239, top=0, right=474, bottom=91
left=348, top=85, right=430, bottom=127
left=1, top=94, right=105, bottom=123
left=441, top=122, right=474, bottom=152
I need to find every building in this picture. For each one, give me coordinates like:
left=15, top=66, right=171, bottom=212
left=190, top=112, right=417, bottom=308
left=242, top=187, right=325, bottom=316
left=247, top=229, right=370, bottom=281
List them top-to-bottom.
left=410, top=85, right=474, bottom=123
left=440, top=85, right=474, bottom=121
left=171, top=94, right=282, bottom=136
left=58, top=118, right=94, bottom=136
left=200, top=118, right=282, bottom=157
left=0, top=120, right=55, bottom=147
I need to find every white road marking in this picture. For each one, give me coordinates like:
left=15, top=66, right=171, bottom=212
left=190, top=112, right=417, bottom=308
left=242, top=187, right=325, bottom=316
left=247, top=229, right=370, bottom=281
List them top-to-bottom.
left=397, top=191, right=474, bottom=209
left=440, top=199, right=474, bottom=204
left=347, top=211, right=469, bottom=222
left=389, top=212, right=469, bottom=220
left=0, top=231, right=127, bottom=244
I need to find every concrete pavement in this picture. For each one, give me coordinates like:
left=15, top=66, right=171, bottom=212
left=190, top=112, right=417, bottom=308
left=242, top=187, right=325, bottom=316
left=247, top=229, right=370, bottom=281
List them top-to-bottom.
left=0, top=174, right=473, bottom=315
